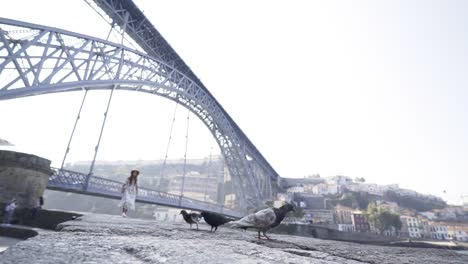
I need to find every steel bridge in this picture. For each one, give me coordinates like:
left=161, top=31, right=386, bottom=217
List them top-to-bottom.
left=0, top=0, right=280, bottom=217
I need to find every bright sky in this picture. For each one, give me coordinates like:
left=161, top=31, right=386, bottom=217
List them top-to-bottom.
left=1, top=0, right=467, bottom=204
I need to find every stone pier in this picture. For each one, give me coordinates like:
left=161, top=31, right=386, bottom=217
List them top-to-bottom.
left=0, top=150, right=52, bottom=208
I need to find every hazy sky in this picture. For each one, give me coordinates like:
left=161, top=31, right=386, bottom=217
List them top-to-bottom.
left=1, top=0, right=467, bottom=204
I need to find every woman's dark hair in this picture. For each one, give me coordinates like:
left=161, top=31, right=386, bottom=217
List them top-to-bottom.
left=128, top=170, right=139, bottom=185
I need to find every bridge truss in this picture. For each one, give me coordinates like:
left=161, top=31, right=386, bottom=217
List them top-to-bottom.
left=0, top=14, right=279, bottom=213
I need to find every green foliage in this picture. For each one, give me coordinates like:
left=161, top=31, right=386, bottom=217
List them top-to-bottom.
left=325, top=191, right=371, bottom=210
left=384, top=191, right=447, bottom=212
left=264, top=200, right=274, bottom=208
left=367, top=202, right=402, bottom=233
left=285, top=206, right=305, bottom=221
left=291, top=206, right=305, bottom=219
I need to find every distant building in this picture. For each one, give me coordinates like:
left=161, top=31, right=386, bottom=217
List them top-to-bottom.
left=169, top=171, right=218, bottom=202
left=327, top=175, right=353, bottom=186
left=280, top=176, right=325, bottom=189
left=311, top=183, right=339, bottom=195
left=346, top=183, right=386, bottom=196
left=287, top=186, right=305, bottom=193
left=291, top=193, right=326, bottom=210
left=462, top=195, right=468, bottom=210
left=334, top=205, right=354, bottom=225
left=419, top=207, right=466, bottom=222
left=305, top=209, right=334, bottom=224
left=419, top=211, right=437, bottom=220
left=352, top=212, right=370, bottom=232
left=400, top=216, right=422, bottom=238
left=419, top=219, right=432, bottom=239
left=447, top=223, right=468, bottom=241
left=338, top=224, right=355, bottom=232
left=430, top=225, right=449, bottom=240
left=451, top=230, right=468, bottom=241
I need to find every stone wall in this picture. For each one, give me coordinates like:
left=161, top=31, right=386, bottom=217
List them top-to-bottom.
left=0, top=150, right=52, bottom=209
left=273, top=223, right=401, bottom=244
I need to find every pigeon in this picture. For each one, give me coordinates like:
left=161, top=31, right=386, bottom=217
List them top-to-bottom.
left=230, top=203, right=295, bottom=240
left=180, top=210, right=202, bottom=230
left=200, top=211, right=233, bottom=232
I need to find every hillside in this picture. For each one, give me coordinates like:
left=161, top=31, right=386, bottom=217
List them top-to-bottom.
left=0, top=138, right=13, bottom=146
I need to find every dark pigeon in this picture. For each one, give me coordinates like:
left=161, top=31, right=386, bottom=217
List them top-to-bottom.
left=230, top=203, right=295, bottom=239
left=180, top=210, right=201, bottom=230
left=200, top=211, right=233, bottom=232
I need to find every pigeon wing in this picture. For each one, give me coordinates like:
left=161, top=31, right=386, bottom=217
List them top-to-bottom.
left=230, top=208, right=276, bottom=229
left=190, top=213, right=201, bottom=223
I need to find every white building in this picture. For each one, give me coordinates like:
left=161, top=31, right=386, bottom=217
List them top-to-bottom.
left=327, top=175, right=353, bottom=186
left=312, top=183, right=339, bottom=195
left=346, top=183, right=384, bottom=196
left=287, top=186, right=305, bottom=193
left=462, top=195, right=468, bottom=210
left=419, top=212, right=437, bottom=220
left=401, top=216, right=422, bottom=238
left=338, top=224, right=355, bottom=232
left=430, top=225, right=449, bottom=240
left=449, top=229, right=468, bottom=241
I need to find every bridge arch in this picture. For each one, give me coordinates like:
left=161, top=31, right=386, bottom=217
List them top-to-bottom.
left=0, top=18, right=278, bottom=211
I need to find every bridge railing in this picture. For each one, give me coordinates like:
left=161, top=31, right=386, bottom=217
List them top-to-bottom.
left=47, top=167, right=242, bottom=218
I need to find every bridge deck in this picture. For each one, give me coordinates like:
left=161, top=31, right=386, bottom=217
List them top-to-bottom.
left=47, top=168, right=242, bottom=218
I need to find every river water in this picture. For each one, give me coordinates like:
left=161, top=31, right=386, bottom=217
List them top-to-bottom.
left=0, top=236, right=22, bottom=253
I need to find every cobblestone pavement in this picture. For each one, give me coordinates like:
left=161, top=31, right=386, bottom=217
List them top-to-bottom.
left=1, top=214, right=467, bottom=264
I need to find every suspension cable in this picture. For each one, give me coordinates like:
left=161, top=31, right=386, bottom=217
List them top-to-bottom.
left=85, top=86, right=115, bottom=189
left=60, top=89, right=88, bottom=169
left=159, top=102, right=179, bottom=188
left=180, top=109, right=191, bottom=197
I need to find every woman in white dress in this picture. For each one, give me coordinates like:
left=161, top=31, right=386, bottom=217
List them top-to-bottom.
left=119, top=170, right=139, bottom=217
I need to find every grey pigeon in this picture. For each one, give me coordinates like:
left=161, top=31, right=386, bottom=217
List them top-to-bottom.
left=230, top=203, right=295, bottom=239
left=180, top=210, right=202, bottom=230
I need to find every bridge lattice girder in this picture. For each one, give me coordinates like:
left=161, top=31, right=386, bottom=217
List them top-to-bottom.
left=0, top=18, right=278, bottom=212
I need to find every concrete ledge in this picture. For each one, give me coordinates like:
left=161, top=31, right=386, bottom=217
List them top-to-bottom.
left=0, top=150, right=52, bottom=175
left=1, top=209, right=82, bottom=231
left=20, top=209, right=82, bottom=230
left=272, top=223, right=403, bottom=244
left=0, top=225, right=38, bottom=239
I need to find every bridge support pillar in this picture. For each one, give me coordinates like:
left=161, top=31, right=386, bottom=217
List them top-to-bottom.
left=0, top=150, right=52, bottom=208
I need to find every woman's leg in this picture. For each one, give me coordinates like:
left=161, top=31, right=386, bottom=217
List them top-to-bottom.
left=122, top=204, right=128, bottom=216
left=5, top=211, right=13, bottom=224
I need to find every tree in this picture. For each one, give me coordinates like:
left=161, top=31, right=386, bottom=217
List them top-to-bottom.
left=355, top=177, right=366, bottom=183
left=384, top=190, right=447, bottom=212
left=264, top=200, right=274, bottom=208
left=367, top=202, right=402, bottom=234
left=286, top=206, right=305, bottom=221
left=291, top=206, right=305, bottom=219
